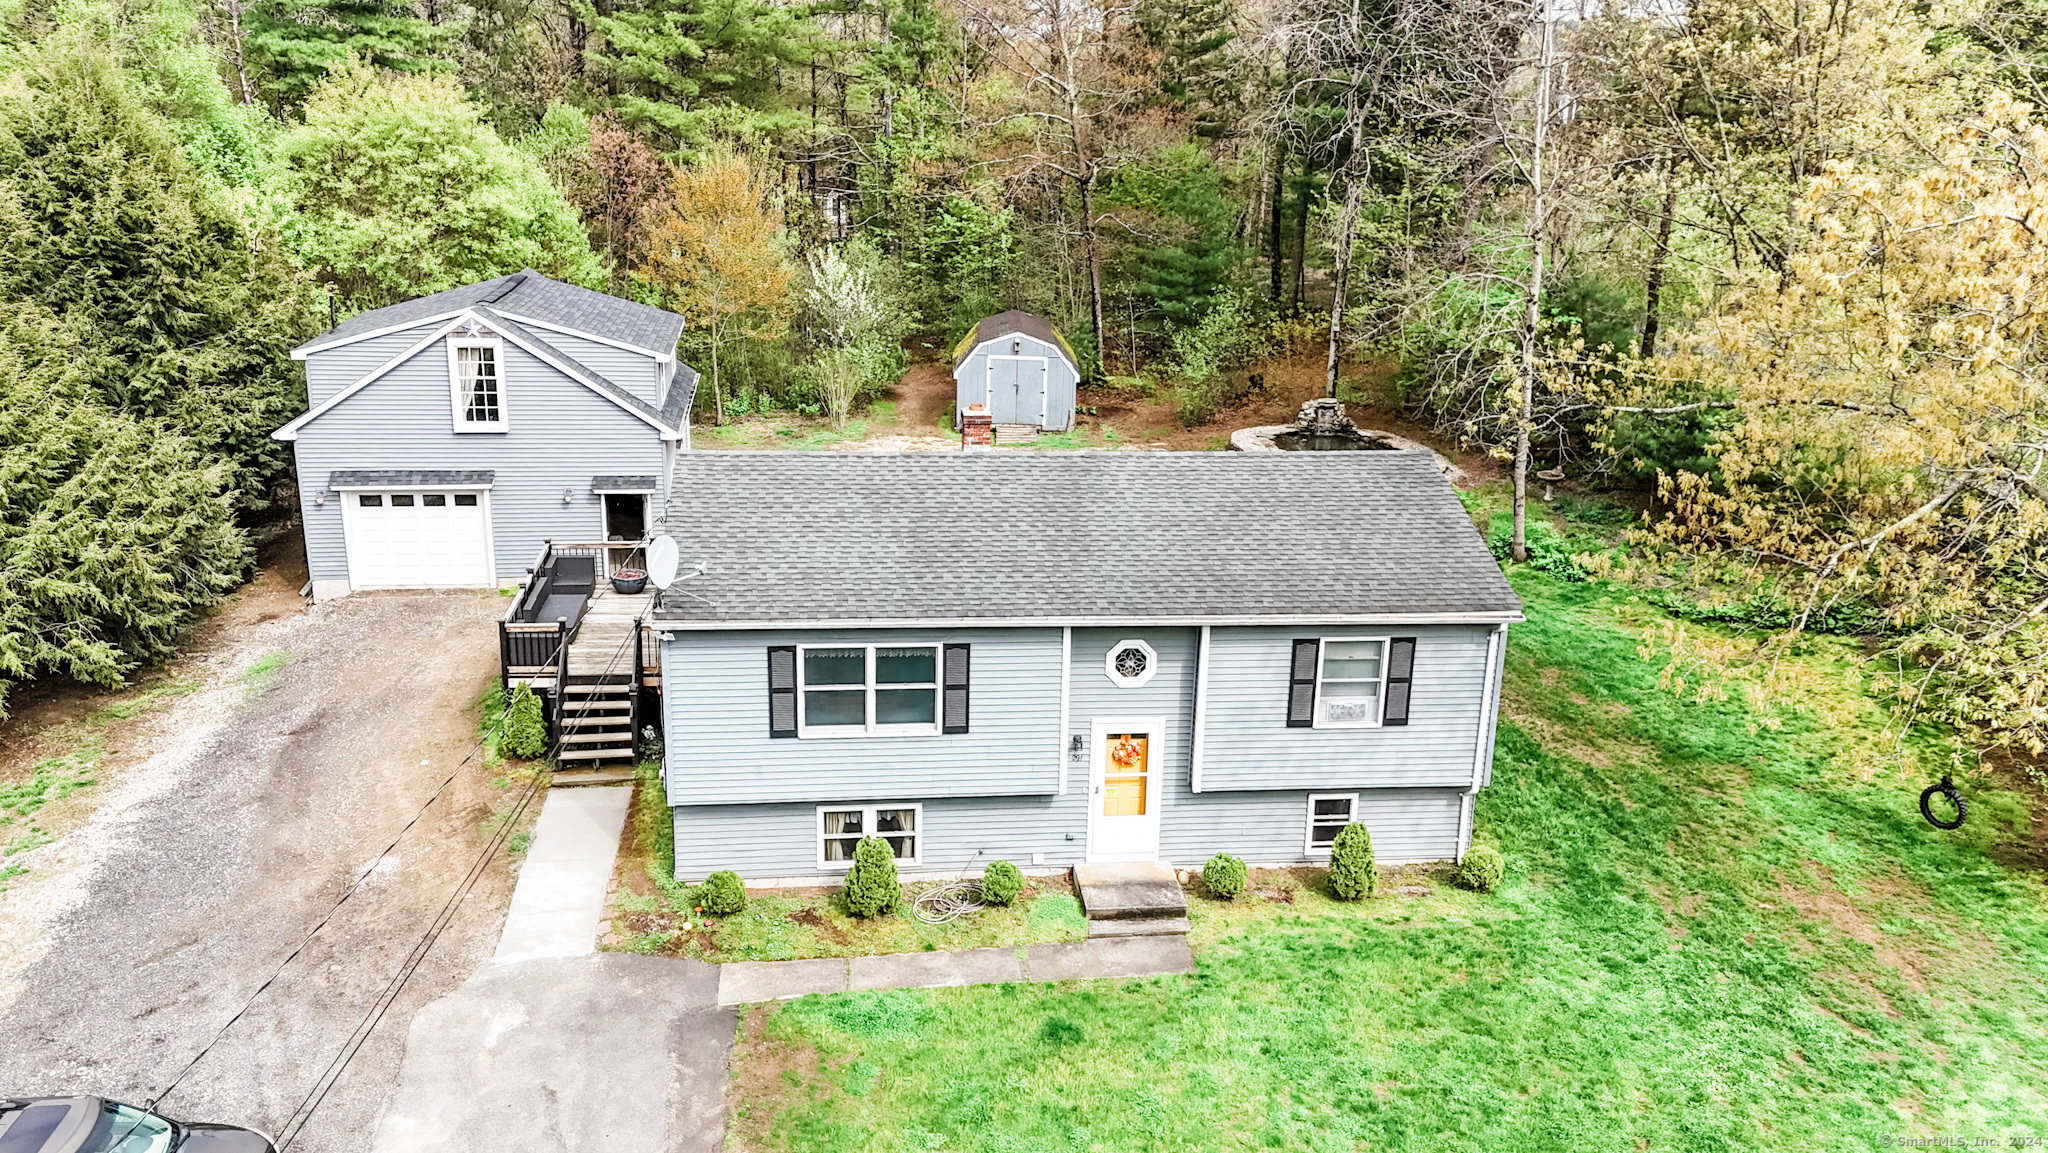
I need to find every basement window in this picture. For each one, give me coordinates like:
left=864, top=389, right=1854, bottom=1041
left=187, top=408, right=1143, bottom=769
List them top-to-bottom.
left=818, top=804, right=921, bottom=869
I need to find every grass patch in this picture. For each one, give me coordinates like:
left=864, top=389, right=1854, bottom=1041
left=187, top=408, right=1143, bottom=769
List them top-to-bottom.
left=732, top=570, right=2048, bottom=1150
left=237, top=650, right=292, bottom=692
left=91, top=679, right=199, bottom=721
left=0, top=742, right=101, bottom=830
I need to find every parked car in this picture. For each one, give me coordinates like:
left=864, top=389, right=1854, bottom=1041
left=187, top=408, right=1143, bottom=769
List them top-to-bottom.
left=0, top=1097, right=273, bottom=1153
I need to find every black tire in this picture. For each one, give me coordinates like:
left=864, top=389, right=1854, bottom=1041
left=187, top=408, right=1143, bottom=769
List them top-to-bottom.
left=1920, top=780, right=1967, bottom=830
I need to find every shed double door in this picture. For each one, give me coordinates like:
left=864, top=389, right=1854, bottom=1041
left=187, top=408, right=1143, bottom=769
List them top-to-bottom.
left=987, top=356, right=1048, bottom=427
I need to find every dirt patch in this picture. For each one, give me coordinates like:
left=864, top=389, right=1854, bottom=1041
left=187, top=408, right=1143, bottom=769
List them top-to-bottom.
left=728, top=1003, right=824, bottom=1153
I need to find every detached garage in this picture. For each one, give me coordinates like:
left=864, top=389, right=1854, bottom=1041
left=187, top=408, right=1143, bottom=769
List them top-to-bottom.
left=951, top=311, right=1080, bottom=436
left=332, top=470, right=495, bottom=591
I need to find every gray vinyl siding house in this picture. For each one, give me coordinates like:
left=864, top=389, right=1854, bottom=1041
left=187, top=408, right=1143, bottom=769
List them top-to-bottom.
left=273, top=271, right=695, bottom=601
left=951, top=311, right=1081, bottom=432
left=655, top=452, right=1519, bottom=883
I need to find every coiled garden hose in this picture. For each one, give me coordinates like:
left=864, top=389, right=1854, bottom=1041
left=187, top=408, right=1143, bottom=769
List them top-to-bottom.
left=1919, top=775, right=1967, bottom=830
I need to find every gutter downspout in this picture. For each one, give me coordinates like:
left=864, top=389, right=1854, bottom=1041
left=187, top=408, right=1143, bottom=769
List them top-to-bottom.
left=1459, top=623, right=1506, bottom=861
left=1191, top=625, right=1211, bottom=794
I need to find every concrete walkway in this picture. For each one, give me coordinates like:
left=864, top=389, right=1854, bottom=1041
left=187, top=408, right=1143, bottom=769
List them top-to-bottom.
left=493, top=785, right=632, bottom=962
left=715, top=933, right=1196, bottom=1006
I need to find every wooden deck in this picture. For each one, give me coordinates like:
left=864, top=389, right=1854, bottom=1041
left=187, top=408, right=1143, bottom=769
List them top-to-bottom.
left=566, top=583, right=658, bottom=680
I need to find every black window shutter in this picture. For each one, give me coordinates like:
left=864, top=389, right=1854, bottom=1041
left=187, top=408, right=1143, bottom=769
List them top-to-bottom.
left=1382, top=637, right=1417, bottom=725
left=1286, top=639, right=1320, bottom=727
left=942, top=644, right=971, bottom=733
left=767, top=646, right=798, bottom=737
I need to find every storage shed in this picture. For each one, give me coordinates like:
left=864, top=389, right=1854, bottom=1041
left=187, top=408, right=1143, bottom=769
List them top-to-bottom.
left=951, top=311, right=1080, bottom=433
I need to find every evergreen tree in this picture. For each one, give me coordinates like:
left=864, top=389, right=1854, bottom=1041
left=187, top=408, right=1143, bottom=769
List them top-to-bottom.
left=244, top=0, right=452, bottom=106
left=581, top=0, right=815, bottom=144
left=0, top=29, right=318, bottom=508
left=275, top=59, right=605, bottom=308
left=1110, top=145, right=1239, bottom=328
left=0, top=306, right=251, bottom=716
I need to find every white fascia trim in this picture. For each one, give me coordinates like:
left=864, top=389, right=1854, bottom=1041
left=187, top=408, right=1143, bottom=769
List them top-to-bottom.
left=472, top=308, right=675, bottom=439
left=292, top=309, right=471, bottom=359
left=492, top=309, right=675, bottom=361
left=273, top=315, right=473, bottom=440
left=329, top=481, right=495, bottom=490
left=656, top=611, right=1526, bottom=632
left=1191, top=625, right=1210, bottom=794
left=1472, top=625, right=1503, bottom=791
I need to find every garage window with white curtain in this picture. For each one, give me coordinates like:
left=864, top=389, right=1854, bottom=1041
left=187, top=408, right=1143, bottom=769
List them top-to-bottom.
left=448, top=339, right=507, bottom=431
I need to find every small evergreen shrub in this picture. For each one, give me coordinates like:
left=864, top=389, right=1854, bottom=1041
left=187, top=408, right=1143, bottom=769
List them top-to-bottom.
left=502, top=682, right=547, bottom=759
left=1328, top=822, right=1376, bottom=900
left=841, top=836, right=901, bottom=918
left=1456, top=845, right=1505, bottom=893
left=1202, top=852, right=1247, bottom=900
left=979, top=860, right=1023, bottom=906
left=697, top=869, right=747, bottom=915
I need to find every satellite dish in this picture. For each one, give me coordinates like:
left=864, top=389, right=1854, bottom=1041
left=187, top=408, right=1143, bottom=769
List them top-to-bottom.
left=647, top=535, right=680, bottom=589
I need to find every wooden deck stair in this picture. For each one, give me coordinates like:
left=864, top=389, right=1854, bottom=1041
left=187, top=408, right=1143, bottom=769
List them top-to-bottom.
left=553, top=678, right=638, bottom=763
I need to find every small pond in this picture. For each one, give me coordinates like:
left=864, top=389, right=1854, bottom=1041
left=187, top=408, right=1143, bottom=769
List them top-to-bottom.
left=1271, top=430, right=1395, bottom=451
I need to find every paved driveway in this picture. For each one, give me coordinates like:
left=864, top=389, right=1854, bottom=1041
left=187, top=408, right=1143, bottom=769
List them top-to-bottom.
left=0, top=591, right=517, bottom=1150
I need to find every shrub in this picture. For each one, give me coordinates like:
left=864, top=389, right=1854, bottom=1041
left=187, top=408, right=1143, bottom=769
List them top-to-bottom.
left=502, top=682, right=547, bottom=759
left=1328, top=822, right=1376, bottom=900
left=841, top=836, right=901, bottom=918
left=1456, top=845, right=1505, bottom=893
left=1202, top=852, right=1248, bottom=899
left=979, top=860, right=1024, bottom=906
left=697, top=869, right=747, bottom=915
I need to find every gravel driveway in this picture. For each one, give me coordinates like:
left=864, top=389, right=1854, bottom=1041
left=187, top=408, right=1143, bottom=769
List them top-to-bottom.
left=0, top=590, right=520, bottom=1150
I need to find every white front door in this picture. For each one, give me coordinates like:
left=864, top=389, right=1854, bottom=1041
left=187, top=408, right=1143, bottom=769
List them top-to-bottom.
left=340, top=489, right=493, bottom=590
left=1087, top=716, right=1165, bottom=862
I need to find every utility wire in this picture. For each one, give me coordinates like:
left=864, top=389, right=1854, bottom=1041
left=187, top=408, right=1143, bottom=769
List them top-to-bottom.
left=271, top=606, right=650, bottom=1149
left=148, top=725, right=500, bottom=1114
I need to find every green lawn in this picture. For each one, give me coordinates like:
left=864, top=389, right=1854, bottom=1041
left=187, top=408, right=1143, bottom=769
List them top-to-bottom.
left=729, top=570, right=2048, bottom=1151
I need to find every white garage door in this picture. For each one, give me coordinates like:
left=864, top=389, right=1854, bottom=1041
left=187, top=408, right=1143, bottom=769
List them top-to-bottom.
left=343, top=490, right=493, bottom=589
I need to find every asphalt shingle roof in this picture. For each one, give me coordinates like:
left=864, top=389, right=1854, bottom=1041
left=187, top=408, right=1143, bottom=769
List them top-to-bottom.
left=297, top=270, right=686, bottom=357
left=950, top=311, right=1080, bottom=369
left=654, top=451, right=1521, bottom=624
left=330, top=469, right=495, bottom=487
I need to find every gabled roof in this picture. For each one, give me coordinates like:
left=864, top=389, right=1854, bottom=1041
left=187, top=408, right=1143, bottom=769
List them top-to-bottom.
left=293, top=270, right=685, bottom=359
left=271, top=303, right=691, bottom=442
left=951, top=311, right=1079, bottom=370
left=653, top=451, right=1522, bottom=626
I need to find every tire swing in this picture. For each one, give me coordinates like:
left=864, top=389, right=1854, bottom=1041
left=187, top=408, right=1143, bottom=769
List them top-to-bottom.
left=1919, top=775, right=1967, bottom=830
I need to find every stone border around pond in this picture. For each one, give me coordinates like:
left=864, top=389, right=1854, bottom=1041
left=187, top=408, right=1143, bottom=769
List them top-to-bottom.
left=1229, top=425, right=1467, bottom=482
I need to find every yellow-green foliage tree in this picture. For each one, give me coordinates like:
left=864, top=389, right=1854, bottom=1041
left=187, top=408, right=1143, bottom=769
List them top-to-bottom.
left=1593, top=96, right=2048, bottom=753
left=640, top=149, right=794, bottom=424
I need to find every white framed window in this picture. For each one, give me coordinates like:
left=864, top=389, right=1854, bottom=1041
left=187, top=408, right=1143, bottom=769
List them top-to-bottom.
left=447, top=338, right=508, bottom=431
left=1314, top=637, right=1387, bottom=728
left=1103, top=638, right=1158, bottom=688
left=797, top=645, right=939, bottom=737
left=1305, top=793, right=1357, bottom=855
left=817, top=803, right=922, bottom=869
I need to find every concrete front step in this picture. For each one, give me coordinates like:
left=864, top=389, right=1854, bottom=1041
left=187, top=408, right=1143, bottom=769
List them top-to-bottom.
left=550, top=767, right=638, bottom=787
left=1071, top=862, right=1189, bottom=922
left=1087, top=916, right=1190, bottom=938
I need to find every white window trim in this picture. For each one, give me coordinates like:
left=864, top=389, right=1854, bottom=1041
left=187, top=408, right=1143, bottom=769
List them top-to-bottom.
left=447, top=337, right=509, bottom=432
left=1312, top=635, right=1390, bottom=729
left=1103, top=638, right=1159, bottom=688
left=795, top=644, right=941, bottom=738
left=1304, top=792, right=1359, bottom=857
left=815, top=802, right=924, bottom=871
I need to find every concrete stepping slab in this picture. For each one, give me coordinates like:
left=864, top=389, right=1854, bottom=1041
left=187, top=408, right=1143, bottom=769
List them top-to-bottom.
left=1071, top=862, right=1189, bottom=921
left=1087, top=916, right=1191, bottom=938
left=1024, top=934, right=1196, bottom=982
left=848, top=946, right=1025, bottom=992
left=718, top=957, right=849, bottom=1005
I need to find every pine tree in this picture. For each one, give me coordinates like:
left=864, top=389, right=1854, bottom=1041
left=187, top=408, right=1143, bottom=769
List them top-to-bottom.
left=244, top=0, right=452, bottom=105
left=0, top=29, right=318, bottom=509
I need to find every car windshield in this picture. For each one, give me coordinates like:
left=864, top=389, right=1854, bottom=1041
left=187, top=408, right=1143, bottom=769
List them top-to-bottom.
left=80, top=1103, right=175, bottom=1153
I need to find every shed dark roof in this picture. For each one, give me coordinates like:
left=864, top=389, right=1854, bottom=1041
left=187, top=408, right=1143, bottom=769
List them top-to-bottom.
left=297, top=270, right=685, bottom=356
left=951, top=311, right=1079, bottom=370
left=653, top=452, right=1520, bottom=625
left=330, top=470, right=495, bottom=487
